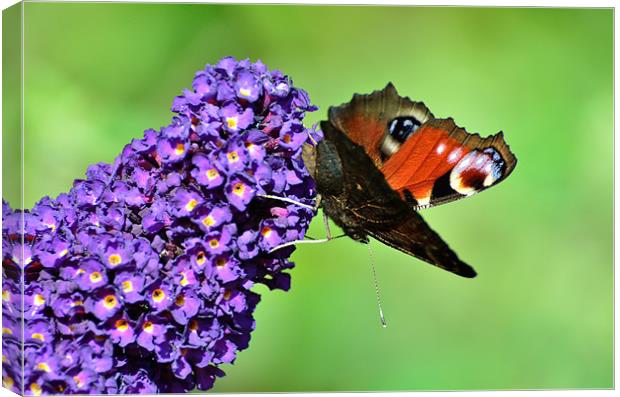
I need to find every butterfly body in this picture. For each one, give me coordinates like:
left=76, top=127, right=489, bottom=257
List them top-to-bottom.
left=307, top=83, right=517, bottom=278
left=314, top=121, right=412, bottom=244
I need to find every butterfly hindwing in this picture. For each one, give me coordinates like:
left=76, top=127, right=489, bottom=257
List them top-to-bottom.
left=364, top=211, right=477, bottom=278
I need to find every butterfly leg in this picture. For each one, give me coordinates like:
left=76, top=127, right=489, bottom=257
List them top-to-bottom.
left=323, top=209, right=332, bottom=240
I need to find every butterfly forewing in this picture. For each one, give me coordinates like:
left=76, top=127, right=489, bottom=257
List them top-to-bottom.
left=328, top=83, right=434, bottom=166
left=328, top=84, right=517, bottom=210
left=381, top=118, right=517, bottom=209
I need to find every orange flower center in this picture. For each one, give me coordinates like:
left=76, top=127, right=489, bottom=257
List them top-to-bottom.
left=174, top=143, right=185, bottom=156
left=115, top=319, right=129, bottom=332
left=189, top=320, right=198, bottom=332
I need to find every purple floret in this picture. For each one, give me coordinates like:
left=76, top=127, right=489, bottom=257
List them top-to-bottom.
left=2, top=56, right=320, bottom=394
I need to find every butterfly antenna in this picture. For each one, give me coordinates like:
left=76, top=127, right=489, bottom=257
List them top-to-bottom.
left=256, top=194, right=316, bottom=211
left=268, top=211, right=344, bottom=253
left=367, top=242, right=387, bottom=328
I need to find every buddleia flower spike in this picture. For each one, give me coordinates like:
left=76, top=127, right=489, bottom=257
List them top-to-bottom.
left=2, top=56, right=321, bottom=394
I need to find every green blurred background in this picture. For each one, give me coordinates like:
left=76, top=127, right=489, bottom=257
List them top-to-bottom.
left=3, top=3, right=613, bottom=392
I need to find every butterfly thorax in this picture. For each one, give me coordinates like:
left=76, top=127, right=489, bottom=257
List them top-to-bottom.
left=311, top=121, right=414, bottom=244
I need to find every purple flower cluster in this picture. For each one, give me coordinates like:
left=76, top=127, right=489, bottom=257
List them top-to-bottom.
left=2, top=57, right=321, bottom=394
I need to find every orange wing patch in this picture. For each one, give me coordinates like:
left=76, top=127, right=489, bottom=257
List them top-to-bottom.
left=380, top=118, right=516, bottom=208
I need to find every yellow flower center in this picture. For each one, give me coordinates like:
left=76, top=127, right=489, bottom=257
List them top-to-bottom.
left=239, top=88, right=251, bottom=97
left=226, top=117, right=238, bottom=130
left=174, top=143, right=185, bottom=156
left=227, top=151, right=240, bottom=163
left=206, top=168, right=219, bottom=180
left=232, top=182, right=246, bottom=197
left=185, top=198, right=198, bottom=212
left=202, top=215, right=216, bottom=227
left=261, top=226, right=272, bottom=238
left=209, top=239, right=219, bottom=249
left=58, top=248, right=69, bottom=257
left=196, top=251, right=207, bottom=266
left=108, top=254, right=122, bottom=267
left=89, top=271, right=103, bottom=283
left=180, top=272, right=190, bottom=287
left=122, top=280, right=133, bottom=293
left=152, top=289, right=165, bottom=303
left=2, top=290, right=10, bottom=302
left=34, top=294, right=45, bottom=306
left=103, top=295, right=118, bottom=309
left=71, top=300, right=83, bottom=307
left=115, top=319, right=129, bottom=332
left=143, top=321, right=154, bottom=333
left=2, top=328, right=12, bottom=335
left=31, top=333, right=44, bottom=341
left=36, top=362, right=51, bottom=373
left=3, top=376, right=14, bottom=389
left=73, top=376, right=84, bottom=388
left=30, top=383, right=42, bottom=396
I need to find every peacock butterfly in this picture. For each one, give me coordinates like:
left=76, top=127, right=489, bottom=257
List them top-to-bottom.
left=305, top=83, right=517, bottom=278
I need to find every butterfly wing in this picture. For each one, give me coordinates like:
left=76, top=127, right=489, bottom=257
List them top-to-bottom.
left=328, top=83, right=434, bottom=166
left=329, top=84, right=517, bottom=210
left=381, top=118, right=517, bottom=209
left=316, top=120, right=476, bottom=278
left=364, top=212, right=477, bottom=278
